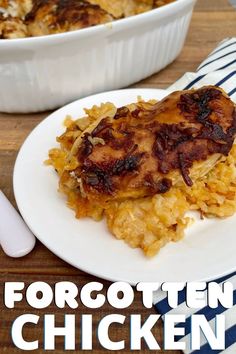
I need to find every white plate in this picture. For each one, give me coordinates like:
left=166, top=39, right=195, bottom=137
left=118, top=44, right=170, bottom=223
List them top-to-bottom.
left=14, top=89, right=236, bottom=285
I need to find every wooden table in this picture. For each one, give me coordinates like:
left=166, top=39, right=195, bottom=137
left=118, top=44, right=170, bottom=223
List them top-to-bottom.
left=0, top=1, right=235, bottom=352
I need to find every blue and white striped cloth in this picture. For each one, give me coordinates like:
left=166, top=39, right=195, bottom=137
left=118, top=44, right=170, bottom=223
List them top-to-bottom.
left=169, top=37, right=236, bottom=99
left=153, top=38, right=236, bottom=354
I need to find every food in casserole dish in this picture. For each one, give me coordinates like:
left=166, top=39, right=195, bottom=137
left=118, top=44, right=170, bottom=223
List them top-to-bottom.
left=0, top=0, right=176, bottom=38
left=0, top=0, right=30, bottom=38
left=47, top=86, right=236, bottom=257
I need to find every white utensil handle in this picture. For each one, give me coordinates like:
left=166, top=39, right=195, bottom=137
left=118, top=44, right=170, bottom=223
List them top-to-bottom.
left=0, top=191, right=36, bottom=257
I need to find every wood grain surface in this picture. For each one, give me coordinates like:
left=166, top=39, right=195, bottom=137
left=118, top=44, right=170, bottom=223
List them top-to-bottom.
left=0, top=1, right=235, bottom=352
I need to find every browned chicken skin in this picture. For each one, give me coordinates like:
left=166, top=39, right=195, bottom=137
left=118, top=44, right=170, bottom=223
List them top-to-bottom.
left=25, top=0, right=113, bottom=36
left=73, top=86, right=236, bottom=205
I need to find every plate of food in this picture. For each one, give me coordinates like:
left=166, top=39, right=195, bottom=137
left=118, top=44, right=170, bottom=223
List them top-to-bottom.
left=13, top=87, right=236, bottom=284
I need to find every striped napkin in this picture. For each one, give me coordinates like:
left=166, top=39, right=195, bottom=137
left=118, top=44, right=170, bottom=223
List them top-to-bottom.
left=169, top=37, right=236, bottom=98
left=153, top=38, right=236, bottom=354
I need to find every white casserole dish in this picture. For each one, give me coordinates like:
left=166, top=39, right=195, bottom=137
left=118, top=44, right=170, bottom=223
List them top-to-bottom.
left=0, top=0, right=196, bottom=113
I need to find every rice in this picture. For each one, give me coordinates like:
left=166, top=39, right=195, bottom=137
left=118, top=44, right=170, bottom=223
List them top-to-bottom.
left=46, top=102, right=236, bottom=257
left=105, top=189, right=190, bottom=257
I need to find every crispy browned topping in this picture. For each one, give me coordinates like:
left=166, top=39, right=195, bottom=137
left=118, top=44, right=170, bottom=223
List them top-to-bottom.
left=0, top=0, right=176, bottom=38
left=25, top=0, right=113, bottom=36
left=0, top=14, right=28, bottom=38
left=75, top=86, right=236, bottom=203
left=82, top=152, right=143, bottom=194
left=143, top=175, right=172, bottom=194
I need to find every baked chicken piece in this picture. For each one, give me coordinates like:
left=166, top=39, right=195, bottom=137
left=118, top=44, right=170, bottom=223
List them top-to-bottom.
left=25, top=0, right=113, bottom=37
left=61, top=86, right=236, bottom=207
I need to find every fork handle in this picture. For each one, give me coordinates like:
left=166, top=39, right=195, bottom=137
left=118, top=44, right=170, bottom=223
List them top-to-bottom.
left=0, top=191, right=36, bottom=257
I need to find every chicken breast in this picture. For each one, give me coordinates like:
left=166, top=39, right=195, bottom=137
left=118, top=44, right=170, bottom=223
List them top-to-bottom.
left=25, top=0, right=113, bottom=37
left=67, top=86, right=236, bottom=205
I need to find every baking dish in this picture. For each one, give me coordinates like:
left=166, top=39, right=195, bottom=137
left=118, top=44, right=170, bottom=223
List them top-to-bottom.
left=0, top=0, right=196, bottom=113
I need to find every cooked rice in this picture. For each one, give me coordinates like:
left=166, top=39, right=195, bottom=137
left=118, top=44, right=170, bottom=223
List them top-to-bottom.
left=46, top=101, right=236, bottom=257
